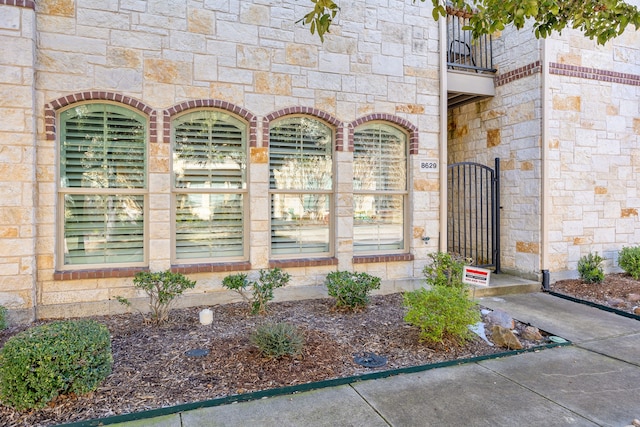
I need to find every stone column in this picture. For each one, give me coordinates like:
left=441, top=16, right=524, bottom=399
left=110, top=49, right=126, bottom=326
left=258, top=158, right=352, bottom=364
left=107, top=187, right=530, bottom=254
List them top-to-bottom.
left=0, top=1, right=37, bottom=323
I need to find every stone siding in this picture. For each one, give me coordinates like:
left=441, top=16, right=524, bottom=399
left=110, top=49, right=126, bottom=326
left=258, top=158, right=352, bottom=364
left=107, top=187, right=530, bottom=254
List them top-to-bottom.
left=1, top=0, right=441, bottom=319
left=546, top=29, right=640, bottom=278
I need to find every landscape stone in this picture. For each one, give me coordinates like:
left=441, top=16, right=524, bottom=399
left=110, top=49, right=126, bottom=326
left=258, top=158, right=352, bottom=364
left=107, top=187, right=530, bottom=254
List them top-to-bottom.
left=627, top=294, right=640, bottom=303
left=484, top=309, right=515, bottom=329
left=490, top=325, right=523, bottom=350
left=521, top=326, right=543, bottom=341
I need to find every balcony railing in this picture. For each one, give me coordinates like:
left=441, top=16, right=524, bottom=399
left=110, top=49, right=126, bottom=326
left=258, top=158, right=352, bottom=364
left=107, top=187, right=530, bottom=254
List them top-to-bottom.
left=446, top=7, right=496, bottom=73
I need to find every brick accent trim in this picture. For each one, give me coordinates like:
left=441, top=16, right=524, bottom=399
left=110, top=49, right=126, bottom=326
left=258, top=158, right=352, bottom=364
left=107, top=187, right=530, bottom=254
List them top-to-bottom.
left=0, top=0, right=35, bottom=8
left=495, top=61, right=541, bottom=87
left=549, top=62, right=640, bottom=86
left=45, top=92, right=158, bottom=143
left=163, top=100, right=259, bottom=146
left=263, top=107, right=344, bottom=150
left=348, top=114, right=419, bottom=154
left=352, top=254, right=415, bottom=264
left=268, top=257, right=338, bottom=268
left=171, top=261, right=252, bottom=274
left=53, top=267, right=149, bottom=281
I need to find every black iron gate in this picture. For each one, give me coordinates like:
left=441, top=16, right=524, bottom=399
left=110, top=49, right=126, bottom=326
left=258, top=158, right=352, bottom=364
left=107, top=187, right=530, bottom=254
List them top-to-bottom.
left=447, top=158, right=500, bottom=272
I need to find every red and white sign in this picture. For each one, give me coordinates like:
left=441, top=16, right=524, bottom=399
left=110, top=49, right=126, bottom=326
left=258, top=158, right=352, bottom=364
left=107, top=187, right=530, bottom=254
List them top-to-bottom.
left=462, top=266, right=491, bottom=286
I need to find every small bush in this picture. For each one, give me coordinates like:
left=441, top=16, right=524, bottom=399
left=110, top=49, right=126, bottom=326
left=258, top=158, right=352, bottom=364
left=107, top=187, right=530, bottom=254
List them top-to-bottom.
left=619, top=246, right=640, bottom=280
left=423, top=252, right=469, bottom=288
left=577, top=252, right=605, bottom=284
left=222, top=268, right=291, bottom=315
left=117, top=270, right=196, bottom=324
left=325, top=271, right=381, bottom=310
left=403, top=285, right=480, bottom=344
left=0, top=305, right=7, bottom=330
left=0, top=320, right=112, bottom=410
left=251, top=322, right=304, bottom=359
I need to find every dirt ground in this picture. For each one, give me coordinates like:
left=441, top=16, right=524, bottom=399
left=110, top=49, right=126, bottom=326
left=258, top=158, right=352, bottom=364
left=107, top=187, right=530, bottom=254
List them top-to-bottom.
left=551, top=273, right=640, bottom=314
left=0, top=292, right=553, bottom=427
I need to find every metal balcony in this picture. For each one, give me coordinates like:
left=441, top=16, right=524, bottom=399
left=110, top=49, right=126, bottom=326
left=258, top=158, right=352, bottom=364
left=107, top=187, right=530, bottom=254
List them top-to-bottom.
left=446, top=7, right=497, bottom=109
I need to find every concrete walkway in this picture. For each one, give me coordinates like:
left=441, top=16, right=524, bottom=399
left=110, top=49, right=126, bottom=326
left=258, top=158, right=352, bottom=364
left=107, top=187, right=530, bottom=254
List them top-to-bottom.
left=112, top=293, right=640, bottom=427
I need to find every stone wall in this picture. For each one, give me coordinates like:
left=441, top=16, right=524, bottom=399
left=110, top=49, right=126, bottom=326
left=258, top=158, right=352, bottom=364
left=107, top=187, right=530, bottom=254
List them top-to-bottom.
left=21, top=0, right=441, bottom=319
left=0, top=1, right=36, bottom=323
left=447, top=24, right=543, bottom=279
left=545, top=29, right=640, bottom=279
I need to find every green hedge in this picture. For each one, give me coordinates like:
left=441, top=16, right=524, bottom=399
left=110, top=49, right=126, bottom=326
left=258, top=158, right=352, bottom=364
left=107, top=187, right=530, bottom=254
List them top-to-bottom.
left=0, top=319, right=113, bottom=410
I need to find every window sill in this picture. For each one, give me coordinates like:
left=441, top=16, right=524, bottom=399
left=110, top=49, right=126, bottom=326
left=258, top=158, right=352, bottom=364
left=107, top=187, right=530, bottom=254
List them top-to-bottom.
left=352, top=254, right=414, bottom=264
left=269, top=258, right=338, bottom=269
left=171, top=261, right=252, bottom=274
left=54, top=267, right=149, bottom=281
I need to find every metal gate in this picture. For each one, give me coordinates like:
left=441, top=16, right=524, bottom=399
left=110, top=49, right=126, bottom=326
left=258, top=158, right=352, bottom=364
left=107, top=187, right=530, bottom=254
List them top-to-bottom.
left=447, top=158, right=501, bottom=272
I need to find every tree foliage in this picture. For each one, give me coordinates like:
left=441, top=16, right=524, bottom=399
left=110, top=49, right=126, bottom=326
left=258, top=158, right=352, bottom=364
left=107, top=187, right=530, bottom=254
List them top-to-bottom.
left=302, top=0, right=640, bottom=45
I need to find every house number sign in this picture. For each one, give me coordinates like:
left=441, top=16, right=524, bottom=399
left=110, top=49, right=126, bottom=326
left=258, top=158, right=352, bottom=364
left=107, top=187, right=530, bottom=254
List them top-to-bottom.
left=419, top=158, right=439, bottom=173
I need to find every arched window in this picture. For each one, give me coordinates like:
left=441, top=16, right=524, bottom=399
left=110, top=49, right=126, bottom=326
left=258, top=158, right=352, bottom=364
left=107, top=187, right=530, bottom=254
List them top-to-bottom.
left=58, top=103, right=147, bottom=267
left=172, top=110, right=248, bottom=261
left=269, top=117, right=333, bottom=257
left=353, top=123, right=408, bottom=253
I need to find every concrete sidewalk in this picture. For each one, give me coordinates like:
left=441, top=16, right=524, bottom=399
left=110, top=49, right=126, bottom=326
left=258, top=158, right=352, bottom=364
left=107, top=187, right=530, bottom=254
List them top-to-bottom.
left=112, top=293, right=640, bottom=427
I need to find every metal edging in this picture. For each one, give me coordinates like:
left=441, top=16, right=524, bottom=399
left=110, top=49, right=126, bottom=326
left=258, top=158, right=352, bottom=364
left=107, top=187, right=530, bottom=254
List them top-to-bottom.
left=545, top=290, right=640, bottom=321
left=55, top=339, right=572, bottom=427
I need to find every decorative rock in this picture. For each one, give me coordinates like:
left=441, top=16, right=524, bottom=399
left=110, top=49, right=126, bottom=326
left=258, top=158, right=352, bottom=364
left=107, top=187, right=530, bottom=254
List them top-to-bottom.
left=627, top=294, right=640, bottom=303
left=633, top=306, right=640, bottom=315
left=485, top=309, right=515, bottom=329
left=490, top=325, right=523, bottom=350
left=521, top=326, right=543, bottom=341
left=632, top=419, right=640, bottom=427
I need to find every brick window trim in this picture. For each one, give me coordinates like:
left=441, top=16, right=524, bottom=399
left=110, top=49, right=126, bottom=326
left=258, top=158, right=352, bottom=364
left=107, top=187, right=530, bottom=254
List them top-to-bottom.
left=0, top=0, right=34, bottom=8
left=45, top=92, right=158, bottom=143
left=163, top=99, right=259, bottom=147
left=263, top=106, right=345, bottom=151
left=348, top=113, right=419, bottom=155
left=353, top=253, right=415, bottom=264
left=269, top=257, right=339, bottom=269
left=171, top=261, right=252, bottom=274
left=53, top=267, right=149, bottom=281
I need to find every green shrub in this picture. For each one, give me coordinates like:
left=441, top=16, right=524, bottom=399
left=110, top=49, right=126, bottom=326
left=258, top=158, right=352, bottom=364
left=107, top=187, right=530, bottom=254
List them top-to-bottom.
left=619, top=246, right=640, bottom=280
left=423, top=252, right=469, bottom=288
left=577, top=252, right=605, bottom=283
left=222, top=268, right=291, bottom=315
left=117, top=270, right=196, bottom=324
left=325, top=271, right=381, bottom=310
left=403, top=285, right=480, bottom=344
left=0, top=305, right=7, bottom=330
left=0, top=320, right=112, bottom=410
left=251, top=322, right=304, bottom=359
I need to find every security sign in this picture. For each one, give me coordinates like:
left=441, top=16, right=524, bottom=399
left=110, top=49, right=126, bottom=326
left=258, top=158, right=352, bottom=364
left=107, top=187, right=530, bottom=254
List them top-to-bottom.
left=462, top=266, right=491, bottom=286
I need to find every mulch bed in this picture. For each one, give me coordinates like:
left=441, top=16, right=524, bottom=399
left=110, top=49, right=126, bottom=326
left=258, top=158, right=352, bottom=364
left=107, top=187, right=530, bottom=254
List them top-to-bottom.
left=551, top=273, right=640, bottom=315
left=0, top=292, right=554, bottom=427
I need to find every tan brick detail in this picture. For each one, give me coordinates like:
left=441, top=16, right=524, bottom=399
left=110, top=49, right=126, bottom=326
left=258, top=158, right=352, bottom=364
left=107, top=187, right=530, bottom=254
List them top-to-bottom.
left=39, top=0, right=74, bottom=16
left=188, top=8, right=215, bottom=34
left=285, top=44, right=318, bottom=68
left=238, top=46, right=271, bottom=70
left=107, top=48, right=142, bottom=69
left=557, top=53, right=581, bottom=66
left=144, top=59, right=191, bottom=85
left=255, top=72, right=291, bottom=95
left=552, top=95, right=581, bottom=111
left=396, top=104, right=425, bottom=114
left=606, top=105, right=619, bottom=116
left=633, top=118, right=640, bottom=135
left=454, top=124, right=468, bottom=138
left=487, top=129, right=501, bottom=147
left=549, top=139, right=559, bottom=149
left=251, top=147, right=268, bottom=163
left=501, top=159, right=516, bottom=170
left=520, top=161, right=534, bottom=171
left=413, top=179, right=439, bottom=191
left=594, top=186, right=607, bottom=194
left=621, top=208, right=638, bottom=218
left=413, top=226, right=424, bottom=239
left=0, top=227, right=18, bottom=238
left=573, top=237, right=591, bottom=245
left=516, top=241, right=539, bottom=254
